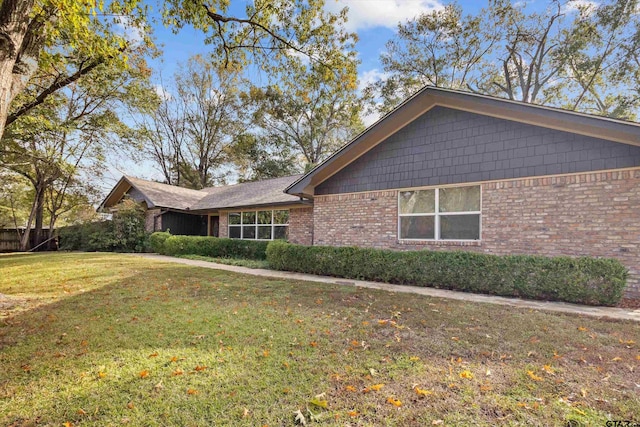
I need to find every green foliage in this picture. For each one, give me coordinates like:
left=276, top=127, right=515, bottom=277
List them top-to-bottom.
left=237, top=0, right=364, bottom=170
left=369, top=0, right=640, bottom=119
left=110, top=199, right=148, bottom=252
left=59, top=200, right=148, bottom=252
left=58, top=221, right=111, bottom=252
left=148, top=231, right=172, bottom=253
left=159, top=235, right=269, bottom=260
left=266, top=241, right=628, bottom=306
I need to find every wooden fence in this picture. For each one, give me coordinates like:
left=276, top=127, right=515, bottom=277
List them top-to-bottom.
left=0, top=228, right=52, bottom=252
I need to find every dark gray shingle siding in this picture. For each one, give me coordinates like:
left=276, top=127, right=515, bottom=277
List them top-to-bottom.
left=316, top=107, right=640, bottom=195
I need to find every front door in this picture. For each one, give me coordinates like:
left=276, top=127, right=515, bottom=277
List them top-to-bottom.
left=209, top=216, right=219, bottom=237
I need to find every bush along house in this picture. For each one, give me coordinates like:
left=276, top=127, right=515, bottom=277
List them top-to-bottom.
left=101, top=87, right=640, bottom=301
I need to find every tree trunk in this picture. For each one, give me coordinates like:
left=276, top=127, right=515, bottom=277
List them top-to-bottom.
left=0, top=0, right=40, bottom=140
left=0, top=57, right=17, bottom=140
left=19, top=180, right=44, bottom=251
left=33, top=188, right=44, bottom=250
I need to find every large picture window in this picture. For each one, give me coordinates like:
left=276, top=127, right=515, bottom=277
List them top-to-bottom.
left=399, top=185, right=481, bottom=241
left=228, top=209, right=289, bottom=240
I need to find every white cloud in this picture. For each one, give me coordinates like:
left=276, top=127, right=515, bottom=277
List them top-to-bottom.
left=326, top=0, right=444, bottom=31
left=563, top=0, right=599, bottom=15
left=114, top=15, right=145, bottom=46
left=357, top=68, right=388, bottom=92
left=357, top=68, right=389, bottom=126
left=154, top=85, right=171, bottom=101
left=361, top=108, right=383, bottom=127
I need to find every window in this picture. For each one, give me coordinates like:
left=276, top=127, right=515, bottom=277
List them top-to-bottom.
left=399, top=185, right=480, bottom=241
left=228, top=209, right=289, bottom=240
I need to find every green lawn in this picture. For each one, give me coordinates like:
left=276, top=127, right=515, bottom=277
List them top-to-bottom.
left=0, top=253, right=638, bottom=426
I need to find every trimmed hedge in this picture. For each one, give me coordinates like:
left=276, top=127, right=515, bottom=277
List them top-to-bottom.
left=148, top=231, right=171, bottom=253
left=156, top=234, right=269, bottom=260
left=266, top=241, right=628, bottom=306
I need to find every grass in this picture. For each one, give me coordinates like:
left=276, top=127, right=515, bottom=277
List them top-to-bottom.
left=0, top=252, right=638, bottom=426
left=175, top=254, right=270, bottom=269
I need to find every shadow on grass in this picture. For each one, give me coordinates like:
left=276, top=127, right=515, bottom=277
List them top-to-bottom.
left=1, top=253, right=639, bottom=426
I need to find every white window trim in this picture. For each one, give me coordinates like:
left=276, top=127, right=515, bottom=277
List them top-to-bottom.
left=397, top=185, right=482, bottom=242
left=228, top=209, right=289, bottom=240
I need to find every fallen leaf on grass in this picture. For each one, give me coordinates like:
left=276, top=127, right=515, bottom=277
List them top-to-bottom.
left=577, top=326, right=588, bottom=332
left=451, top=337, right=460, bottom=342
left=309, top=341, right=318, bottom=347
left=148, top=352, right=158, bottom=358
left=409, top=356, right=420, bottom=362
left=611, top=357, right=622, bottom=362
left=194, top=365, right=207, bottom=371
left=542, top=365, right=555, bottom=374
left=171, top=369, right=183, bottom=376
left=139, top=370, right=149, bottom=378
left=459, top=370, right=473, bottom=379
left=527, top=370, right=543, bottom=381
left=98, top=372, right=106, bottom=379
left=370, top=383, right=384, bottom=391
left=345, top=385, right=356, bottom=392
left=414, top=387, right=433, bottom=397
left=187, top=388, right=198, bottom=395
left=387, top=397, right=402, bottom=407
left=309, top=398, right=328, bottom=409
left=127, top=402, right=134, bottom=409
left=77, top=409, right=86, bottom=415
left=294, top=409, right=307, bottom=425
left=348, top=411, right=359, bottom=417
left=432, top=420, right=443, bottom=425
left=63, top=422, right=73, bottom=427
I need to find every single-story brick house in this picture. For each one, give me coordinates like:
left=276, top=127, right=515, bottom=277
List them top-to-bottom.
left=101, top=87, right=640, bottom=299
left=100, top=174, right=314, bottom=245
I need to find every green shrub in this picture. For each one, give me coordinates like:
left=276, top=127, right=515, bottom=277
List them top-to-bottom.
left=58, top=199, right=148, bottom=252
left=148, top=231, right=171, bottom=253
left=161, top=235, right=269, bottom=260
left=266, top=241, right=628, bottom=306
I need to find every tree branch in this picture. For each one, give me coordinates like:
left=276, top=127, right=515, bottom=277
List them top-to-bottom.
left=6, top=59, right=103, bottom=126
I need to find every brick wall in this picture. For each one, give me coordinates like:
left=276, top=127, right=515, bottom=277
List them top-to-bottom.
left=314, top=169, right=640, bottom=299
left=289, top=207, right=314, bottom=245
left=144, top=209, right=162, bottom=233
left=218, top=211, right=229, bottom=238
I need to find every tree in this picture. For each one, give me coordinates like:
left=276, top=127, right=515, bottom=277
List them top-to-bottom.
left=0, top=0, right=151, bottom=141
left=1, top=0, right=361, bottom=142
left=239, top=0, right=363, bottom=171
left=369, top=0, right=640, bottom=118
left=1, top=44, right=151, bottom=250
left=136, top=55, right=246, bottom=189
left=228, top=133, right=298, bottom=182
left=0, top=171, right=30, bottom=230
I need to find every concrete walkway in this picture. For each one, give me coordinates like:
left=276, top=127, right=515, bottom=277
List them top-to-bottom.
left=133, top=253, right=640, bottom=322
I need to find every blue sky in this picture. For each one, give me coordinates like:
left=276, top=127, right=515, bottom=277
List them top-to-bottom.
left=105, top=0, right=559, bottom=188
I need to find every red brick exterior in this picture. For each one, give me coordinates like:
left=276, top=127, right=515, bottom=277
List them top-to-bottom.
left=314, top=169, right=640, bottom=299
left=289, top=206, right=314, bottom=245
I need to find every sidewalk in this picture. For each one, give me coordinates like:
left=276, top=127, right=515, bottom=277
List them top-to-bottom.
left=133, top=253, right=640, bottom=322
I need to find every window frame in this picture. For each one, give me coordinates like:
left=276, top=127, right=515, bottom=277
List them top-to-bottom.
left=397, top=185, right=482, bottom=242
left=228, top=209, right=289, bottom=241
